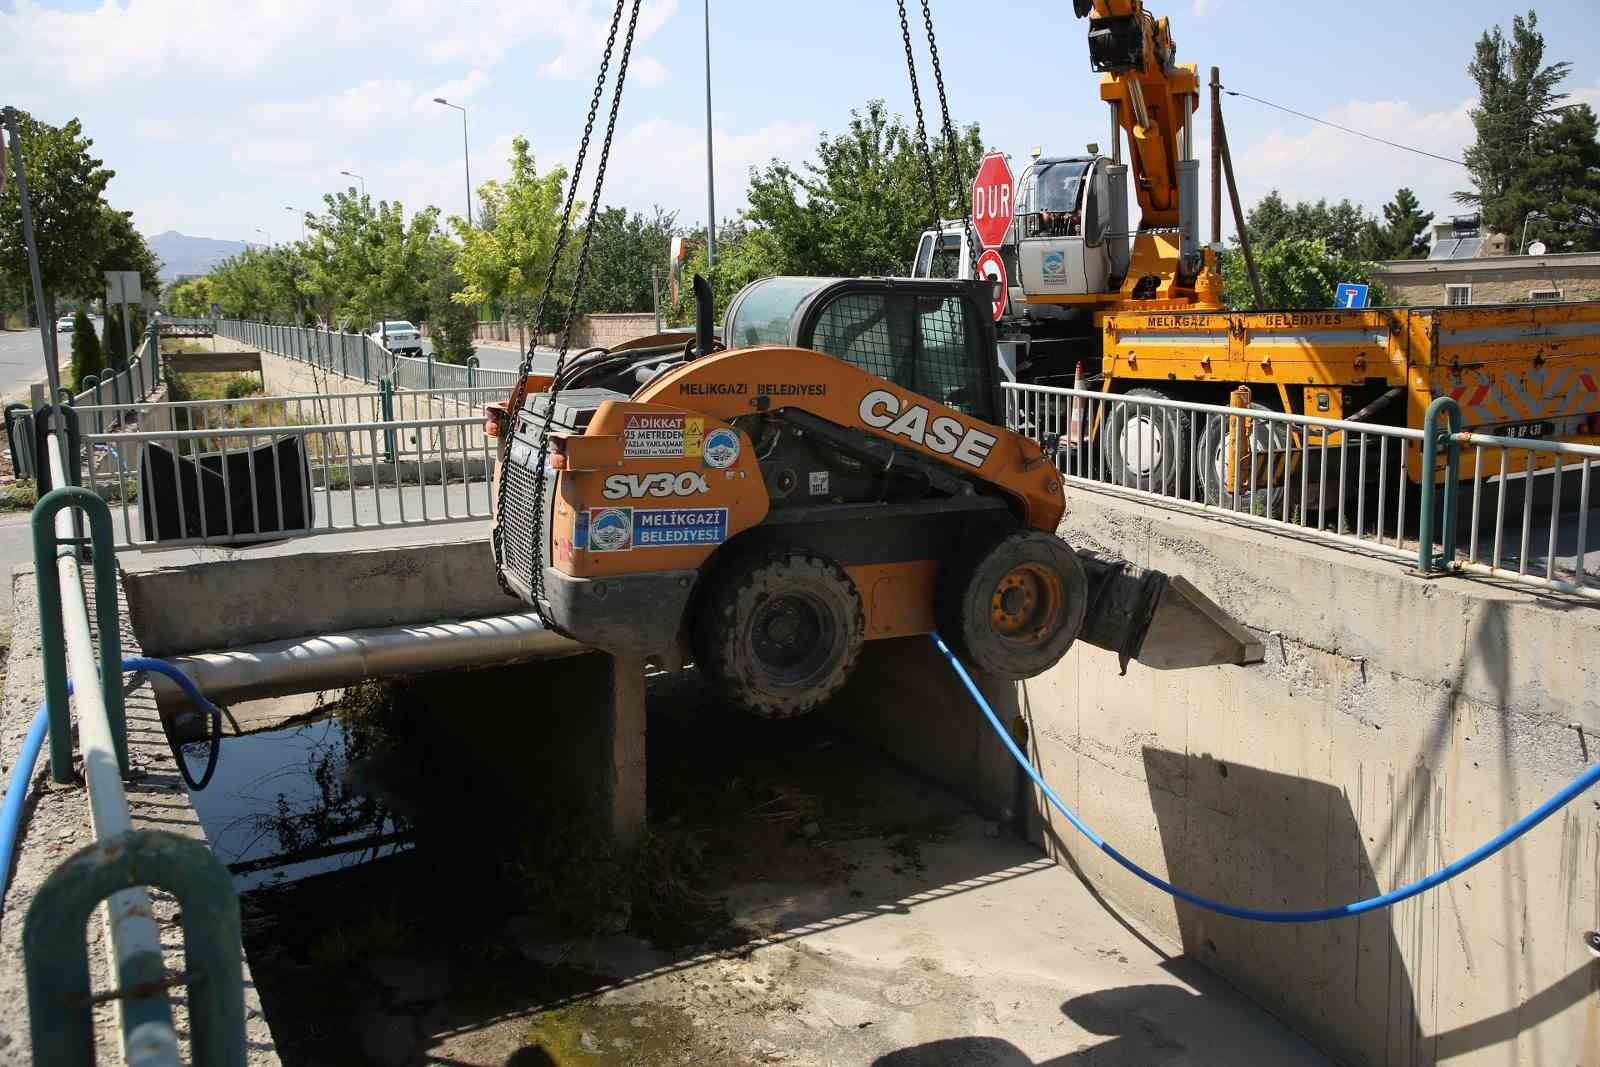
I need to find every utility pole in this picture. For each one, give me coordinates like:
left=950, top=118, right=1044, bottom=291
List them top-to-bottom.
left=703, top=0, right=716, bottom=266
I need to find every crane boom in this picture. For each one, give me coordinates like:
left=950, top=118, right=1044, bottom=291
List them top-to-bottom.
left=1077, top=0, right=1199, bottom=230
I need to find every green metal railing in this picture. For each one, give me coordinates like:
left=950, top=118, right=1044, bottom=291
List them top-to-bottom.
left=1417, top=396, right=1463, bottom=575
left=19, top=423, right=245, bottom=1065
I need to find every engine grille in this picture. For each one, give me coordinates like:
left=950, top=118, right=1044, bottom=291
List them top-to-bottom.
left=498, top=450, right=541, bottom=602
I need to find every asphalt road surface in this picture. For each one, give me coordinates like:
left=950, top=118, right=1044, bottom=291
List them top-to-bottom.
left=0, top=319, right=101, bottom=400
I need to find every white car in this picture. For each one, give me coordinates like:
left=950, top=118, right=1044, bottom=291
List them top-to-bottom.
left=56, top=315, right=75, bottom=332
left=372, top=320, right=423, bottom=356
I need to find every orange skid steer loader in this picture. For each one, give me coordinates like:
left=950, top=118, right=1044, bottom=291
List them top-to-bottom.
left=489, top=275, right=1259, bottom=716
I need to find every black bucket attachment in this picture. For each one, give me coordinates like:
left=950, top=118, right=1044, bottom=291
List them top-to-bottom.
left=1076, top=552, right=1263, bottom=673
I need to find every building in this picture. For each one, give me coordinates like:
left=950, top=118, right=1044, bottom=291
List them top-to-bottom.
left=1371, top=213, right=1600, bottom=306
left=1373, top=251, right=1600, bottom=307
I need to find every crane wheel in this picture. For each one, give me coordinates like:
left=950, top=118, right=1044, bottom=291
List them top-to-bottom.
left=1100, top=388, right=1190, bottom=492
left=1196, top=404, right=1292, bottom=516
left=938, top=530, right=1089, bottom=680
left=692, top=549, right=865, bottom=719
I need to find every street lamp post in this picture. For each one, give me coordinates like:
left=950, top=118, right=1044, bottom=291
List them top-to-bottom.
left=433, top=98, right=472, bottom=226
left=340, top=170, right=367, bottom=196
left=284, top=206, right=305, bottom=241
left=255, top=227, right=272, bottom=247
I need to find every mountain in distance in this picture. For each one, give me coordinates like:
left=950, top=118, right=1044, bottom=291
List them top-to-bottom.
left=147, top=230, right=254, bottom=282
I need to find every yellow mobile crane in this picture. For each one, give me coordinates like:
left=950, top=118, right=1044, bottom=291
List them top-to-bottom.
left=913, top=0, right=1600, bottom=504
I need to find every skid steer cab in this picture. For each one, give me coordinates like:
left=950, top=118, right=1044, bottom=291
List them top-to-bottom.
left=490, top=275, right=1259, bottom=717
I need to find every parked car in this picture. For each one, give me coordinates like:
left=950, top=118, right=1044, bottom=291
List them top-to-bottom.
left=56, top=315, right=75, bottom=332
left=371, top=320, right=423, bottom=356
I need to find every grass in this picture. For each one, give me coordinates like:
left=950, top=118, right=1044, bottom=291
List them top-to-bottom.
left=166, top=371, right=264, bottom=403
left=0, top=481, right=37, bottom=513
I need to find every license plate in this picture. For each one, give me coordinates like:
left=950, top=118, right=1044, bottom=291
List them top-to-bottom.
left=1494, top=420, right=1555, bottom=440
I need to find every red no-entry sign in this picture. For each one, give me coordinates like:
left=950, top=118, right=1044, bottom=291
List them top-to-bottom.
left=971, top=152, right=1014, bottom=250
left=975, top=248, right=1007, bottom=321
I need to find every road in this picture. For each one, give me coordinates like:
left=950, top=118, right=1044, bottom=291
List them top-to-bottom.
left=0, top=318, right=101, bottom=401
left=419, top=339, right=585, bottom=375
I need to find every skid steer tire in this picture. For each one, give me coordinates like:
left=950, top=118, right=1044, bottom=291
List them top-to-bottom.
left=938, top=530, right=1089, bottom=680
left=693, top=549, right=865, bottom=719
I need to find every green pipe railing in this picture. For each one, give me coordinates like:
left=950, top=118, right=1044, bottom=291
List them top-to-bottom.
left=1417, top=396, right=1463, bottom=574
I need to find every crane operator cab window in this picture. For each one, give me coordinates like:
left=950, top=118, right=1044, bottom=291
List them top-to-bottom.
left=1021, top=159, right=1091, bottom=238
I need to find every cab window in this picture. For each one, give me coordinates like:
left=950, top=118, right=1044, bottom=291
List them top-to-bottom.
left=808, top=290, right=987, bottom=418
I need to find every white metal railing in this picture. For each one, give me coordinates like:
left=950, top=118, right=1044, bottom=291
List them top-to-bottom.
left=210, top=319, right=520, bottom=391
left=1004, top=382, right=1598, bottom=599
left=83, top=409, right=496, bottom=549
left=1455, top=430, right=1600, bottom=597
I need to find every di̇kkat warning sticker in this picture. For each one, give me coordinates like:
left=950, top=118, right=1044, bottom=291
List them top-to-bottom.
left=623, top=412, right=706, bottom=459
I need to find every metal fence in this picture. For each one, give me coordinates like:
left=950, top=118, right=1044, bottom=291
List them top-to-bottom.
left=206, top=318, right=520, bottom=391
left=1003, top=382, right=1599, bottom=600
left=80, top=401, right=496, bottom=549
left=24, top=419, right=243, bottom=1064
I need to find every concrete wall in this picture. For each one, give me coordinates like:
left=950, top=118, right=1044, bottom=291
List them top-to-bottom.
left=1022, top=493, right=1600, bottom=1066
left=123, top=538, right=523, bottom=655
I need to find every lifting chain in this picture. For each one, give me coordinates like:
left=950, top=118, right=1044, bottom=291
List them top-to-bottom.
left=492, top=0, right=643, bottom=603
left=897, top=0, right=943, bottom=238
left=919, top=0, right=977, bottom=273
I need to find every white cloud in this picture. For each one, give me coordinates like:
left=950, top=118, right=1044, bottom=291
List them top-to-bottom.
left=1192, top=0, right=1219, bottom=15
left=1233, top=96, right=1475, bottom=221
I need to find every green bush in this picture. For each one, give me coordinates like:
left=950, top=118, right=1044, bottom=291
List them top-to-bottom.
left=69, top=311, right=104, bottom=389
left=223, top=375, right=262, bottom=399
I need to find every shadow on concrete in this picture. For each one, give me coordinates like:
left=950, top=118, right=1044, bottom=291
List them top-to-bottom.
left=1141, top=746, right=1421, bottom=1067
left=870, top=959, right=1300, bottom=1065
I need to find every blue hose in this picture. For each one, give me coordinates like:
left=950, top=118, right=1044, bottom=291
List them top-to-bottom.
left=933, top=632, right=1600, bottom=924
left=0, top=657, right=228, bottom=920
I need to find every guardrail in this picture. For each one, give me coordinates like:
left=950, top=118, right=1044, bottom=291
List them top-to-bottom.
left=205, top=318, right=520, bottom=391
left=1003, top=383, right=1597, bottom=600
left=23, top=412, right=243, bottom=1064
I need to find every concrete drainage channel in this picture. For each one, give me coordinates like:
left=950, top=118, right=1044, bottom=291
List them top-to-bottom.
left=0, top=532, right=1324, bottom=1066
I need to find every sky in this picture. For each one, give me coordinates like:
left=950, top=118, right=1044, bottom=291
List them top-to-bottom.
left=4, top=0, right=1600, bottom=248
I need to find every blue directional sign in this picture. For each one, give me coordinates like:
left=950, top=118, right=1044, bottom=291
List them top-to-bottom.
left=1334, top=282, right=1370, bottom=309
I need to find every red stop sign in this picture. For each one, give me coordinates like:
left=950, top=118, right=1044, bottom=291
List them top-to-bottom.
left=970, top=152, right=1014, bottom=249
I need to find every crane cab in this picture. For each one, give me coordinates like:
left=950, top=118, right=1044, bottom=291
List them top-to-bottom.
left=1014, top=155, right=1123, bottom=299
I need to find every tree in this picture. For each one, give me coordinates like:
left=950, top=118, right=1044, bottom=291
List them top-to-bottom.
left=1458, top=10, right=1573, bottom=234
left=745, top=99, right=983, bottom=278
left=1499, top=104, right=1600, bottom=252
left=0, top=111, right=115, bottom=328
left=452, top=136, right=573, bottom=348
left=1372, top=188, right=1434, bottom=260
left=1241, top=190, right=1378, bottom=259
left=95, top=205, right=162, bottom=295
left=579, top=206, right=678, bottom=314
left=665, top=220, right=786, bottom=326
left=1222, top=238, right=1386, bottom=310
left=427, top=245, right=477, bottom=365
left=166, top=276, right=215, bottom=318
left=69, top=310, right=104, bottom=388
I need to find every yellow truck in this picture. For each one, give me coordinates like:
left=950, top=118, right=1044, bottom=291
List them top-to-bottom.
left=1092, top=299, right=1600, bottom=499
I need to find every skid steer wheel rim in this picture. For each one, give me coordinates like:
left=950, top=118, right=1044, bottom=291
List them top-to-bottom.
left=988, top=562, right=1063, bottom=644
left=749, top=592, right=834, bottom=685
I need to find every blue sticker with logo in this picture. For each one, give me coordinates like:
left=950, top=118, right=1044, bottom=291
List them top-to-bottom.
left=1042, top=251, right=1065, bottom=279
left=702, top=427, right=741, bottom=469
left=582, top=507, right=727, bottom=551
